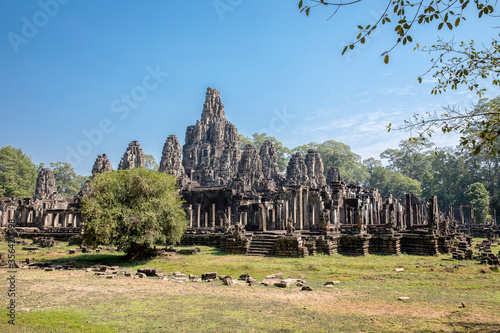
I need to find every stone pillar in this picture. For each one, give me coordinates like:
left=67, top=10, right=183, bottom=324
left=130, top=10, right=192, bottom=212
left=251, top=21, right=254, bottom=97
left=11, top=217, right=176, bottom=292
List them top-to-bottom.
left=297, top=188, right=303, bottom=230
left=303, top=189, right=309, bottom=230
left=405, top=194, right=413, bottom=228
left=428, top=196, right=438, bottom=229
left=284, top=200, right=289, bottom=230
left=211, top=203, right=216, bottom=228
left=197, top=204, right=201, bottom=228
left=188, top=205, right=193, bottom=228
left=259, top=205, right=266, bottom=232
left=226, top=206, right=231, bottom=225
left=271, top=207, right=276, bottom=230
left=204, top=212, right=208, bottom=228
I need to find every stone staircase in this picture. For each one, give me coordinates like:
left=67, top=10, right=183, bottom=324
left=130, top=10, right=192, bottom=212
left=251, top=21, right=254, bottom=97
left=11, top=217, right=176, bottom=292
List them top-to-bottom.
left=247, top=232, right=279, bottom=256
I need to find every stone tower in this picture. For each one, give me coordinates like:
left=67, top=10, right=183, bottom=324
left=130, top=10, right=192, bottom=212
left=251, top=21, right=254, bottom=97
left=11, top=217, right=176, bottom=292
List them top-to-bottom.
left=182, top=87, right=241, bottom=186
left=159, top=135, right=185, bottom=177
left=259, top=140, right=284, bottom=186
left=118, top=141, right=145, bottom=170
left=237, top=144, right=264, bottom=188
left=305, top=149, right=326, bottom=188
left=285, top=153, right=309, bottom=186
left=91, top=154, right=113, bottom=175
left=326, top=165, right=344, bottom=184
left=34, top=168, right=58, bottom=199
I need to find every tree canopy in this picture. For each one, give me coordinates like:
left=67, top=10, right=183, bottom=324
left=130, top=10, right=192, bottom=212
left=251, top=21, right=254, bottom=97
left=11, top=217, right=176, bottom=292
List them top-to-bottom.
left=0, top=146, right=37, bottom=198
left=144, top=154, right=159, bottom=171
left=367, top=165, right=422, bottom=200
left=80, top=168, right=187, bottom=259
left=464, top=182, right=491, bottom=223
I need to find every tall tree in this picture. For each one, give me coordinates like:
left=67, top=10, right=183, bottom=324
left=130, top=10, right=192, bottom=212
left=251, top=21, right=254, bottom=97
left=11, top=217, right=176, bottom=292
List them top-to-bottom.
left=380, top=139, right=435, bottom=180
left=0, top=146, right=37, bottom=198
left=422, top=146, right=470, bottom=209
left=144, top=154, right=159, bottom=171
left=367, top=166, right=422, bottom=201
left=81, top=168, right=187, bottom=259
left=464, top=182, right=491, bottom=223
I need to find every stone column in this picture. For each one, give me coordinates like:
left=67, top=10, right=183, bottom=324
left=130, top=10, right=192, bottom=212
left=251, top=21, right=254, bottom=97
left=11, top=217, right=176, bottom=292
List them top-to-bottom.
left=297, top=188, right=303, bottom=230
left=303, top=189, right=309, bottom=230
left=405, top=194, right=413, bottom=228
left=211, top=203, right=216, bottom=228
left=197, top=204, right=201, bottom=228
left=188, top=205, right=193, bottom=228
left=258, top=205, right=266, bottom=232
left=226, top=206, right=231, bottom=225
left=271, top=207, right=276, bottom=230
left=204, top=212, right=208, bottom=228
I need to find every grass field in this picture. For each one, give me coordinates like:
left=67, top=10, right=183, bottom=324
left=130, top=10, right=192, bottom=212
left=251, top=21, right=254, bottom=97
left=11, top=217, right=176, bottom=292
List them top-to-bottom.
left=0, top=239, right=499, bottom=332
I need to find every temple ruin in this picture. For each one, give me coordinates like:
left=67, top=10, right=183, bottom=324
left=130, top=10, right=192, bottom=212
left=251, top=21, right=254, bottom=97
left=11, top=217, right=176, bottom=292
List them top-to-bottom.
left=1, top=87, right=498, bottom=255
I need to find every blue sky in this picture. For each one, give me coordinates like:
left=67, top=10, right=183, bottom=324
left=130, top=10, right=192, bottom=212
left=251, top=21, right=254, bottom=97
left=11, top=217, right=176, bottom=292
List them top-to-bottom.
left=0, top=0, right=498, bottom=175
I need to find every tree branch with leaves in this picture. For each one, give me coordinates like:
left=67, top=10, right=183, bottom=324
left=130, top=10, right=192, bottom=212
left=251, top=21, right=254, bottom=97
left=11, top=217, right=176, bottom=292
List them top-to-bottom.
left=299, top=0, right=499, bottom=155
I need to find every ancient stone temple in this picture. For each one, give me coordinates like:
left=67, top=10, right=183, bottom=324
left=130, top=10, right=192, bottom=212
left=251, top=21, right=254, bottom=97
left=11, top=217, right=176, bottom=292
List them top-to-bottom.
left=2, top=87, right=497, bottom=254
left=182, top=87, right=241, bottom=186
left=159, top=135, right=185, bottom=177
left=118, top=141, right=145, bottom=170
left=92, top=154, right=113, bottom=175
left=1, top=168, right=82, bottom=233
left=34, top=168, right=59, bottom=200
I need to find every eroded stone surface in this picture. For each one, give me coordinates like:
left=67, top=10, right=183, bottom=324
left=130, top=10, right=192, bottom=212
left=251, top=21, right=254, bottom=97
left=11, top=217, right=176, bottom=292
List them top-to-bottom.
left=285, top=153, right=309, bottom=186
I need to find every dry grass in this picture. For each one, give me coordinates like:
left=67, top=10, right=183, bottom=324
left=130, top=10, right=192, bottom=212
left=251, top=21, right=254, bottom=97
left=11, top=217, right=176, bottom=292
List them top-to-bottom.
left=0, top=239, right=499, bottom=332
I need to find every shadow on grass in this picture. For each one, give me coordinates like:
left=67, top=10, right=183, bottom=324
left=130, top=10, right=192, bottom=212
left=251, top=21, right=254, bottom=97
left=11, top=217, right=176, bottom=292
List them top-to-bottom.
left=41, top=245, right=227, bottom=267
left=41, top=253, right=151, bottom=268
left=450, top=321, right=500, bottom=333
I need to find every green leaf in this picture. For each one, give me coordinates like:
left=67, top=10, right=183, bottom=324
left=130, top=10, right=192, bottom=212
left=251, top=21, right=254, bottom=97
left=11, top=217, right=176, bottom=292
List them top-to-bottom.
left=298, top=0, right=303, bottom=9
left=384, top=54, right=389, bottom=64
